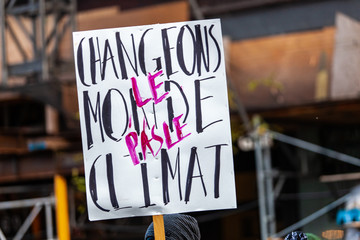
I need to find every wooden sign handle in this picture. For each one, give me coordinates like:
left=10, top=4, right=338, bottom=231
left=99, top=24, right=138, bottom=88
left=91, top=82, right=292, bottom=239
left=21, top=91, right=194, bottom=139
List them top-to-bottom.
left=153, top=215, right=165, bottom=240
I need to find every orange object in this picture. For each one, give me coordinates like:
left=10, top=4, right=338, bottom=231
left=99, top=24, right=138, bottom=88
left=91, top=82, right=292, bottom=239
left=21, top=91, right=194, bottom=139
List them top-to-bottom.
left=55, top=174, right=71, bottom=240
left=153, top=215, right=165, bottom=240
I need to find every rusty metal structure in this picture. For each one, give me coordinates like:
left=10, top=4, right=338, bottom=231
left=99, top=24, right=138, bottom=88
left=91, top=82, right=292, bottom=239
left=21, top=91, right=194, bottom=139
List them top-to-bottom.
left=0, top=0, right=77, bottom=239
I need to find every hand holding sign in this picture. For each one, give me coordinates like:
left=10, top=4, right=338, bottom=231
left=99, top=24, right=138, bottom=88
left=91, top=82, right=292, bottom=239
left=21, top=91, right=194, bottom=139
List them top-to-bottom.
left=73, top=19, right=236, bottom=221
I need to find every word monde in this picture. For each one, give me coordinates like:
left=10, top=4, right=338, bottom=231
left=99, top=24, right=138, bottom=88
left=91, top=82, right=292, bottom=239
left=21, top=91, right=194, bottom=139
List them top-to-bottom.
left=75, top=23, right=222, bottom=86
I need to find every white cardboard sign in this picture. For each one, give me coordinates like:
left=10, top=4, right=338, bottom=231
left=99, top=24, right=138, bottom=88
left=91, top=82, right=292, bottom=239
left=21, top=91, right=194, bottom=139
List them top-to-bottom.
left=73, top=19, right=237, bottom=221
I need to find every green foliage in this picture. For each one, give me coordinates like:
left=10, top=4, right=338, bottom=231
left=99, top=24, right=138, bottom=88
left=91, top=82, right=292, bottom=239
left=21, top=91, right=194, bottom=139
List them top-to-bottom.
left=247, top=74, right=284, bottom=92
left=71, top=169, right=87, bottom=215
left=72, top=175, right=86, bottom=193
left=305, top=233, right=321, bottom=240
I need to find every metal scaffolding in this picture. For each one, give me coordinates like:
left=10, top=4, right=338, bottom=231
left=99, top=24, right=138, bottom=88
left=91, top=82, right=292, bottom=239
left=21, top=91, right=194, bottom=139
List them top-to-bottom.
left=0, top=0, right=76, bottom=85
left=0, top=1, right=76, bottom=239
left=253, top=129, right=360, bottom=240
left=0, top=196, right=55, bottom=240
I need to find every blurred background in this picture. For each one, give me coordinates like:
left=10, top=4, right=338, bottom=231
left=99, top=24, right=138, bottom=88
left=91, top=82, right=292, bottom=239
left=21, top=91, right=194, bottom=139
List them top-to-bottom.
left=1, top=0, right=360, bottom=239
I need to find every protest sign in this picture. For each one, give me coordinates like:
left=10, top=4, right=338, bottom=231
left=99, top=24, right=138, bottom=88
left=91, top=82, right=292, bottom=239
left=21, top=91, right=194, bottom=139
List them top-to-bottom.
left=73, top=19, right=237, bottom=221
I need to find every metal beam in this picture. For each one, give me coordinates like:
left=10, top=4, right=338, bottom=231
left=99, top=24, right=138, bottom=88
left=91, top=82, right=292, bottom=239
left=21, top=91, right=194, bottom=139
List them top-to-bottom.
left=1, top=0, right=8, bottom=86
left=6, top=0, right=17, bottom=10
left=39, top=0, right=48, bottom=81
left=70, top=0, right=77, bottom=33
left=188, top=0, right=204, bottom=20
left=6, top=2, right=39, bottom=15
left=12, top=14, right=34, bottom=43
left=7, top=21, right=28, bottom=61
left=8, top=60, right=42, bottom=76
left=271, top=131, right=360, bottom=167
left=254, top=136, right=268, bottom=240
left=264, top=145, right=276, bottom=235
left=273, top=193, right=351, bottom=238
left=0, top=196, right=55, bottom=210
left=45, top=202, right=54, bottom=239
left=14, top=203, right=43, bottom=240
left=0, top=228, right=6, bottom=240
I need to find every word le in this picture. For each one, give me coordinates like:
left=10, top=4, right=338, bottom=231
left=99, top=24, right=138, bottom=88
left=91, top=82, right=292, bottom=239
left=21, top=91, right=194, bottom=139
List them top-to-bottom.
left=125, top=70, right=190, bottom=165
